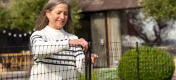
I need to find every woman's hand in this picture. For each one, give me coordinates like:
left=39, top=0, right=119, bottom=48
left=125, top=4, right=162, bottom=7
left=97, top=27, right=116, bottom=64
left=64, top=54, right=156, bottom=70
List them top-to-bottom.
left=69, top=38, right=88, bottom=52
left=79, top=38, right=88, bottom=52
left=83, top=54, right=98, bottom=64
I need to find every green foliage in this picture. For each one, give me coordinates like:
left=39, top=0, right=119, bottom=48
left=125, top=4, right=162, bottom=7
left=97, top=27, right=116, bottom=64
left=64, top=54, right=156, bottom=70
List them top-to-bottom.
left=0, top=0, right=83, bottom=33
left=0, top=0, right=48, bottom=32
left=7, top=0, right=48, bottom=32
left=70, top=0, right=83, bottom=33
left=140, top=0, right=176, bottom=20
left=0, top=6, right=10, bottom=29
left=118, top=46, right=175, bottom=80
left=78, top=69, right=119, bottom=80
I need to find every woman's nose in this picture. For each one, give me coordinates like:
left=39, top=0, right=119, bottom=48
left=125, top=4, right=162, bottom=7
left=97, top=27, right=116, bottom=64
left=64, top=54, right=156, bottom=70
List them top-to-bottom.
left=60, top=13, right=64, bottom=20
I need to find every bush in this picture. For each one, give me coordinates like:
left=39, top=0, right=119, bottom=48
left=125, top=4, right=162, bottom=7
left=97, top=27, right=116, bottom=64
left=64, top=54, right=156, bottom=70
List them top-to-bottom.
left=118, top=46, right=175, bottom=80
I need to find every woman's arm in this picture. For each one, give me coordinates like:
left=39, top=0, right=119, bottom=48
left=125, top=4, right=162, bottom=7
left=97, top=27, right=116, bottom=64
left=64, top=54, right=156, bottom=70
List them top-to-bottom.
left=30, top=31, right=70, bottom=59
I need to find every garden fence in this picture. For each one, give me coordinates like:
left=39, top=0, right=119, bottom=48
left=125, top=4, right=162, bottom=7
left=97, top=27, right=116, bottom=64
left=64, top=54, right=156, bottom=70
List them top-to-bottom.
left=0, top=42, right=175, bottom=80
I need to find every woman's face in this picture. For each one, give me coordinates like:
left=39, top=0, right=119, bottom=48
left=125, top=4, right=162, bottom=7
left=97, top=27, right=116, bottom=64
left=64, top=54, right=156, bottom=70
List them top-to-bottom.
left=46, top=3, right=68, bottom=30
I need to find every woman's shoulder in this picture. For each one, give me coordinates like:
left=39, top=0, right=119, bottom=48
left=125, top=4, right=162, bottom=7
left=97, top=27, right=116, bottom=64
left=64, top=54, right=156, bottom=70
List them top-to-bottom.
left=30, top=30, right=47, bottom=39
left=31, top=30, right=43, bottom=36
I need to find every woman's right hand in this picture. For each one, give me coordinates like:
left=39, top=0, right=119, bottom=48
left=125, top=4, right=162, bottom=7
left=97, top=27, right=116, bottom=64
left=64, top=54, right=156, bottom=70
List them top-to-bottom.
left=69, top=38, right=88, bottom=52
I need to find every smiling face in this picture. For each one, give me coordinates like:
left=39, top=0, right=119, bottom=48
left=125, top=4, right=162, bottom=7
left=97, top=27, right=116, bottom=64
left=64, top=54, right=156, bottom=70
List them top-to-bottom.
left=46, top=3, right=68, bottom=30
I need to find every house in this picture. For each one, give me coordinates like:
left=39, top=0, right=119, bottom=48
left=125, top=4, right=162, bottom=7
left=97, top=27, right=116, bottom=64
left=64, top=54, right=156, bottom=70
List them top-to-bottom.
left=0, top=0, right=141, bottom=68
left=79, top=0, right=141, bottom=67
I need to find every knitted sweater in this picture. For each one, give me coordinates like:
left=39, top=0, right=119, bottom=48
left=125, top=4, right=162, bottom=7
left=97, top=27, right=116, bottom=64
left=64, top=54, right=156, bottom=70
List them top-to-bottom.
left=29, top=26, right=84, bottom=80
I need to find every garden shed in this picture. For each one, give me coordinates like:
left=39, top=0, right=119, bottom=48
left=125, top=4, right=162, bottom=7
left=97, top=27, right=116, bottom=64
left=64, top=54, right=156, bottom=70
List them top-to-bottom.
left=79, top=0, right=141, bottom=67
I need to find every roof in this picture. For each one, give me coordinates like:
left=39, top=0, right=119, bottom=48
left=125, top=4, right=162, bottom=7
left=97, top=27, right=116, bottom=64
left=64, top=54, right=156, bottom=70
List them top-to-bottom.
left=79, top=0, right=141, bottom=12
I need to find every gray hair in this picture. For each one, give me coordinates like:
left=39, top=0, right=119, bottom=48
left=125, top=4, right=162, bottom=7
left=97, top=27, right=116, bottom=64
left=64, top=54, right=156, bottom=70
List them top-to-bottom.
left=35, top=0, right=72, bottom=32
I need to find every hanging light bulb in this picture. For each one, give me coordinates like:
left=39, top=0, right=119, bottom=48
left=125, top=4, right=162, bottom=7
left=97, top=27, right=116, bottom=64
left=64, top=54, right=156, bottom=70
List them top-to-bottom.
left=33, top=28, right=36, bottom=31
left=3, top=30, right=6, bottom=34
left=28, top=31, right=32, bottom=34
left=8, top=33, right=12, bottom=36
left=24, top=33, right=27, bottom=36
left=13, top=34, right=17, bottom=37
left=19, top=34, right=22, bottom=37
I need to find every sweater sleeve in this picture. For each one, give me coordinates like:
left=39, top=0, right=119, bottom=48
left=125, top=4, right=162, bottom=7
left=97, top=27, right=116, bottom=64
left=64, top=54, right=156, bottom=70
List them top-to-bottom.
left=30, top=31, right=70, bottom=59
left=69, top=35, right=85, bottom=72
left=75, top=50, right=85, bottom=73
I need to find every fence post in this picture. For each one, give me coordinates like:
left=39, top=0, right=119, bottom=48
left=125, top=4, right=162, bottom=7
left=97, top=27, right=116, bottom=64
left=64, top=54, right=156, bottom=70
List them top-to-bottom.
left=85, top=42, right=92, bottom=80
left=88, top=42, right=92, bottom=80
left=136, top=42, right=140, bottom=80
left=85, top=51, right=88, bottom=80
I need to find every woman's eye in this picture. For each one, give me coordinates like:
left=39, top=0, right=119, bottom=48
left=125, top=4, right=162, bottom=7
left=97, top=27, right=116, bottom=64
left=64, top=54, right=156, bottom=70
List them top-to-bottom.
left=57, top=12, right=61, bottom=14
left=64, top=13, right=68, bottom=16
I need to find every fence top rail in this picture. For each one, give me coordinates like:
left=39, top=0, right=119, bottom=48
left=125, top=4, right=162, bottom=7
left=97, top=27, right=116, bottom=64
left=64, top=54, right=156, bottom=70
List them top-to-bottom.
left=0, top=52, right=31, bottom=56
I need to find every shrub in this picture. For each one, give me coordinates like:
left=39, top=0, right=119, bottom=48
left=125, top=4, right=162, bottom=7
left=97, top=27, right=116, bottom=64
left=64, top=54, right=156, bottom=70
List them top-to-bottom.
left=118, top=46, right=175, bottom=80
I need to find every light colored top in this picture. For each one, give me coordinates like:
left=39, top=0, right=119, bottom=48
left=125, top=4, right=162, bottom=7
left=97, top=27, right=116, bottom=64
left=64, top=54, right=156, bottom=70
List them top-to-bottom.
left=29, top=26, right=84, bottom=80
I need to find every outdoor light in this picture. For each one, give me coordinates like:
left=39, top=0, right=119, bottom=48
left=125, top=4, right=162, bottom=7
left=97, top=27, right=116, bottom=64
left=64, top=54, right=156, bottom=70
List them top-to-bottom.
left=3, top=30, right=6, bottom=34
left=8, top=33, right=12, bottom=36
left=24, top=33, right=27, bottom=36
left=13, top=34, right=17, bottom=37
left=19, top=34, right=22, bottom=37
left=100, top=39, right=104, bottom=46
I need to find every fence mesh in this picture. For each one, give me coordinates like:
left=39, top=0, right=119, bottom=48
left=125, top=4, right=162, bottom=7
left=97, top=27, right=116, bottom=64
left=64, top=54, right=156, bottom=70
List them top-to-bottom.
left=0, top=42, right=176, bottom=80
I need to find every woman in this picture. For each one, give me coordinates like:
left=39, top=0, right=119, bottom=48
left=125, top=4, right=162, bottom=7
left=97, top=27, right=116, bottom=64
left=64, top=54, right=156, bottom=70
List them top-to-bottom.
left=29, top=0, right=97, bottom=80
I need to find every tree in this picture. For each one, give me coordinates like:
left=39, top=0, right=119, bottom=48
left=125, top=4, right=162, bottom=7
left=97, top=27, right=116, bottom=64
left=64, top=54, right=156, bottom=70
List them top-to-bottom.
left=0, top=0, right=83, bottom=33
left=0, top=0, right=11, bottom=29
left=5, top=0, right=47, bottom=32
left=70, top=0, right=84, bottom=34
left=123, top=0, right=176, bottom=46
left=140, top=0, right=176, bottom=20
left=140, top=0, right=176, bottom=45
left=125, top=9, right=176, bottom=46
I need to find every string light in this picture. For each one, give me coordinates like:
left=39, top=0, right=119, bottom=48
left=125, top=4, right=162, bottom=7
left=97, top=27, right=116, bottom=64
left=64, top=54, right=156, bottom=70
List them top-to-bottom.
left=2, top=29, right=33, bottom=38
left=33, top=29, right=36, bottom=31
left=3, top=30, right=6, bottom=34
left=28, top=31, right=32, bottom=34
left=8, top=33, right=12, bottom=36
left=24, top=33, right=27, bottom=37
left=13, top=34, right=17, bottom=37
left=19, top=34, right=22, bottom=38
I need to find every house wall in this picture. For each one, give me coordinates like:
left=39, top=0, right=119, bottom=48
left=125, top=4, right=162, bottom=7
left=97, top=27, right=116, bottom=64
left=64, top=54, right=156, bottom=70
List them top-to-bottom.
left=90, top=11, right=127, bottom=67
left=108, top=11, right=122, bottom=67
left=90, top=13, right=107, bottom=67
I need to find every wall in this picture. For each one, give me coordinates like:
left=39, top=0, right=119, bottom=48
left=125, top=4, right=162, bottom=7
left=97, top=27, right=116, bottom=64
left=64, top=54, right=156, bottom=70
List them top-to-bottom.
left=90, top=11, right=126, bottom=67
left=91, top=13, right=107, bottom=67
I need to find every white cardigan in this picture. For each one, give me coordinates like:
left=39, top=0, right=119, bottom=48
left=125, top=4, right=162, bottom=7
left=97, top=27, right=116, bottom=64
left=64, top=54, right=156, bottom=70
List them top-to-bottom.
left=29, top=26, right=84, bottom=80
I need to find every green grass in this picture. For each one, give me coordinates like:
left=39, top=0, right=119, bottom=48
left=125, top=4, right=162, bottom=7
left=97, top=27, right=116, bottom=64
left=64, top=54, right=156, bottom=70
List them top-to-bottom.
left=78, top=68, right=120, bottom=80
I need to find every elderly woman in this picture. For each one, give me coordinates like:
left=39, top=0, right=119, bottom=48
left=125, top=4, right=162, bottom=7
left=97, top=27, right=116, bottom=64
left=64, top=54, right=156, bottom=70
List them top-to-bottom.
left=29, top=0, right=98, bottom=80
